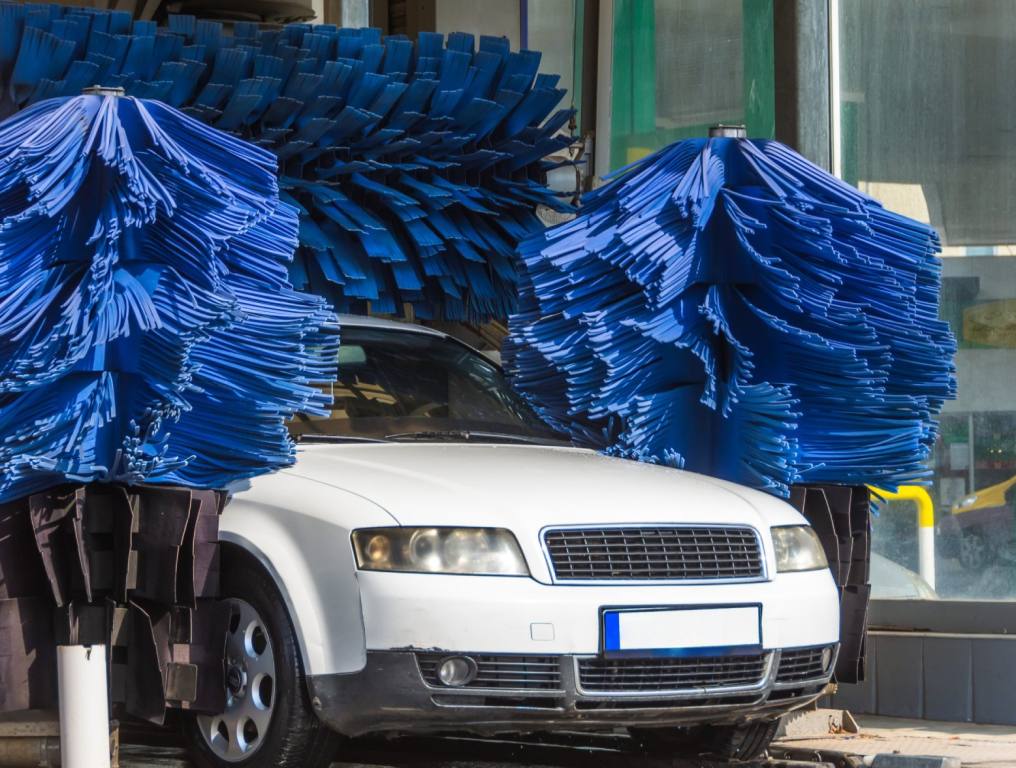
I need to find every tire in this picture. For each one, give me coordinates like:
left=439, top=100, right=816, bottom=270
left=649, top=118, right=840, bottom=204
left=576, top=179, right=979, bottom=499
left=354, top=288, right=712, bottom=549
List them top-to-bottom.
left=958, top=527, right=991, bottom=571
left=182, top=550, right=341, bottom=768
left=631, top=719, right=780, bottom=762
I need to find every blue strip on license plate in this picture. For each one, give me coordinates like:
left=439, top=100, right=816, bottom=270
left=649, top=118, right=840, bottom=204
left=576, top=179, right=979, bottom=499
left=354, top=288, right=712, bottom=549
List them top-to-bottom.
left=602, top=605, right=762, bottom=657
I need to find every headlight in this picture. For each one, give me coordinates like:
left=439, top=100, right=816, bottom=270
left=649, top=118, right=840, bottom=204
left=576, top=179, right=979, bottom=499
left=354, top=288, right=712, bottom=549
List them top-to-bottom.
left=772, top=525, right=828, bottom=572
left=352, top=527, right=529, bottom=576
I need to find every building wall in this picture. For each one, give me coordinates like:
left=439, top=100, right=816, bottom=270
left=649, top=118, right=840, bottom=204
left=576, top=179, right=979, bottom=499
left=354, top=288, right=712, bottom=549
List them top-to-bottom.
left=831, top=631, right=1016, bottom=725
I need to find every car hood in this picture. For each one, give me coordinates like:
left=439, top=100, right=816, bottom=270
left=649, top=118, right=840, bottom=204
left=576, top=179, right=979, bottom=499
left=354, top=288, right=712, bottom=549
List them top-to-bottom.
left=285, top=444, right=803, bottom=579
left=869, top=553, right=938, bottom=600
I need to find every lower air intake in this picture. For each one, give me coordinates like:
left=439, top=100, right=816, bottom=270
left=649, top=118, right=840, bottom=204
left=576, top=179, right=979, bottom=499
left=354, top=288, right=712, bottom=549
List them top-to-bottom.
left=777, top=646, right=833, bottom=683
left=577, top=654, right=768, bottom=693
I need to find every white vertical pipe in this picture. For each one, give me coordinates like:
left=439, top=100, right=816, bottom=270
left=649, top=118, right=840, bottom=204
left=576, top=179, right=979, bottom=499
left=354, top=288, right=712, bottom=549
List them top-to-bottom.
left=340, top=0, right=370, bottom=27
left=593, top=0, right=615, bottom=182
left=828, top=0, right=842, bottom=177
left=919, top=523, right=936, bottom=591
left=57, top=645, right=111, bottom=768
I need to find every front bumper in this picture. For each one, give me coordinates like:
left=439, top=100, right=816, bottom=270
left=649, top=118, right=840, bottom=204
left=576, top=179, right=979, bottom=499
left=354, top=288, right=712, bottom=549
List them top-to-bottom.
left=324, top=565, right=841, bottom=736
left=357, top=569, right=840, bottom=654
left=309, top=648, right=835, bottom=737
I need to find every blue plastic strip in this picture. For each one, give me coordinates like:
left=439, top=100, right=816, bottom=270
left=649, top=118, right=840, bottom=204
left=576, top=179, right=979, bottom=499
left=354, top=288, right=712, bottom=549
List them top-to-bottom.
left=0, top=4, right=576, bottom=321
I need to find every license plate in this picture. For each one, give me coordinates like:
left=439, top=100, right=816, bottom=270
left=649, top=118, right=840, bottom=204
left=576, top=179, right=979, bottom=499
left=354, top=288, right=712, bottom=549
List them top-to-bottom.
left=602, top=605, right=762, bottom=657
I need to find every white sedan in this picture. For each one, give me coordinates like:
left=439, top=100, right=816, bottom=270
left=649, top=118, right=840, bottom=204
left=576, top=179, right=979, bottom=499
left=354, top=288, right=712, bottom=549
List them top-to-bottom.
left=182, top=316, right=840, bottom=768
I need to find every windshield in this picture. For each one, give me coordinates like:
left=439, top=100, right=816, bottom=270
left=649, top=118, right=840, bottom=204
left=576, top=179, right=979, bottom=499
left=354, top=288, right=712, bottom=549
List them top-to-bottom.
left=289, top=326, right=569, bottom=445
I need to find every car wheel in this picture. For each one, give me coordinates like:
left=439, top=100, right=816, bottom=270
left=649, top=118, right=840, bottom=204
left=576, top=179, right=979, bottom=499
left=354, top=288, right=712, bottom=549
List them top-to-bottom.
left=959, top=527, right=991, bottom=571
left=183, top=553, right=341, bottom=768
left=631, top=719, right=780, bottom=762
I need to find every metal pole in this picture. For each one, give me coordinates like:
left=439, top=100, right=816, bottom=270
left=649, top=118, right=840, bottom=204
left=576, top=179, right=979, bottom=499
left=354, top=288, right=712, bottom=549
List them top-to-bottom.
left=593, top=0, right=614, bottom=179
left=827, top=0, right=842, bottom=177
left=81, top=86, right=126, bottom=97
left=709, top=124, right=747, bottom=139
left=968, top=412, right=976, bottom=495
left=57, top=645, right=111, bottom=768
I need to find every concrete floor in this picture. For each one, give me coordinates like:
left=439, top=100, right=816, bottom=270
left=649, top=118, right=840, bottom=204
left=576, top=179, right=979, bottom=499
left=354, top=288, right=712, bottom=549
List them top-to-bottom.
left=774, top=715, right=1016, bottom=768
left=115, top=716, right=1016, bottom=768
left=119, top=732, right=736, bottom=768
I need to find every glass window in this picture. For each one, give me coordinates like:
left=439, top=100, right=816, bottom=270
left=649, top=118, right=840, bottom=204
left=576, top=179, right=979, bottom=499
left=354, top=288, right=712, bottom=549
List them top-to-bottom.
left=435, top=0, right=577, bottom=107
left=435, top=0, right=521, bottom=46
left=527, top=0, right=578, bottom=107
left=609, top=0, right=775, bottom=170
left=839, top=0, right=1016, bottom=600
left=434, top=1, right=581, bottom=196
left=291, top=327, right=567, bottom=444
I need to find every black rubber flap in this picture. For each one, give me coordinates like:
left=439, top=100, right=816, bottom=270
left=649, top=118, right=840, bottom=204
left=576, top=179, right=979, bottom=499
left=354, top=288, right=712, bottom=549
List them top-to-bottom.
left=0, top=483, right=228, bottom=717
left=789, top=483, right=871, bottom=684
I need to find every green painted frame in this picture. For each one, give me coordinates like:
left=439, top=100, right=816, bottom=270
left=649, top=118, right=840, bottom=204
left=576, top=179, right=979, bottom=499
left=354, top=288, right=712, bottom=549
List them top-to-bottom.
left=608, top=0, right=775, bottom=171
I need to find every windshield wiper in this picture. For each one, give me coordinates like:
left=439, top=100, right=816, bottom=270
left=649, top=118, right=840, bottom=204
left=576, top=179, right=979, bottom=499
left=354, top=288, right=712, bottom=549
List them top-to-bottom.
left=383, top=429, right=565, bottom=445
left=296, top=434, right=389, bottom=444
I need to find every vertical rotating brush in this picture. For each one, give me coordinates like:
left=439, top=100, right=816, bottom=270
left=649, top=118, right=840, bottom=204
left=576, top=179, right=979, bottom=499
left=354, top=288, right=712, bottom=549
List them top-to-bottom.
left=0, top=90, right=336, bottom=722
left=505, top=131, right=956, bottom=497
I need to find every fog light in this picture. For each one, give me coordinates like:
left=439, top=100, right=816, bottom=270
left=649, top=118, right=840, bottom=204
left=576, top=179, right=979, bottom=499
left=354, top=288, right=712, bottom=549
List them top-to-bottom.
left=821, top=646, right=833, bottom=673
left=437, top=656, right=476, bottom=687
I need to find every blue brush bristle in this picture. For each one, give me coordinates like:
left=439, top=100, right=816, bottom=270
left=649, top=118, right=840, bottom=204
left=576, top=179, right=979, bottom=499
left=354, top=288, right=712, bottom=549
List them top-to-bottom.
left=0, top=1, right=575, bottom=321
left=0, top=4, right=25, bottom=78
left=107, top=10, right=131, bottom=34
left=168, top=14, right=195, bottom=36
left=50, top=17, right=89, bottom=57
left=131, top=19, right=156, bottom=37
left=193, top=19, right=223, bottom=61
left=233, top=21, right=259, bottom=40
left=8, top=27, right=75, bottom=108
left=153, top=31, right=182, bottom=68
left=120, top=33, right=155, bottom=78
left=207, top=47, right=251, bottom=88
left=0, top=92, right=337, bottom=502
left=504, top=137, right=957, bottom=496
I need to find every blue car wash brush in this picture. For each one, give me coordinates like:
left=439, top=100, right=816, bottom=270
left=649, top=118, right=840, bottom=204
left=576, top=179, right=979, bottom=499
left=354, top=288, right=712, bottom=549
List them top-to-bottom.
left=0, top=88, right=336, bottom=739
left=505, top=126, right=956, bottom=498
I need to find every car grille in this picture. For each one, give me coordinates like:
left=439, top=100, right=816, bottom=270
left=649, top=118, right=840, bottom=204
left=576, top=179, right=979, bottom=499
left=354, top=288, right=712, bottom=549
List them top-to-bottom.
left=543, top=526, right=764, bottom=580
left=777, top=646, right=831, bottom=682
left=577, top=653, right=768, bottom=693
left=416, top=654, right=562, bottom=691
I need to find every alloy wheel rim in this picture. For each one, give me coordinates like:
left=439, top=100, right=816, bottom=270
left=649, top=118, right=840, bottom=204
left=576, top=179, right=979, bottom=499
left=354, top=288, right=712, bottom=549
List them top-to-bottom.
left=960, top=533, right=987, bottom=570
left=197, top=598, right=276, bottom=763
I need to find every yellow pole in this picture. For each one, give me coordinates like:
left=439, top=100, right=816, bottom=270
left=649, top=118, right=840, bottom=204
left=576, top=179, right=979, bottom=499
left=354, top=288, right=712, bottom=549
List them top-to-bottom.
left=869, top=485, right=935, bottom=590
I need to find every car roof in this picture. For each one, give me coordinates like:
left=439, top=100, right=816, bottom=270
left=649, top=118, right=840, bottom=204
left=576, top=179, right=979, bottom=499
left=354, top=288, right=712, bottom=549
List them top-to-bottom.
left=336, top=314, right=449, bottom=339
